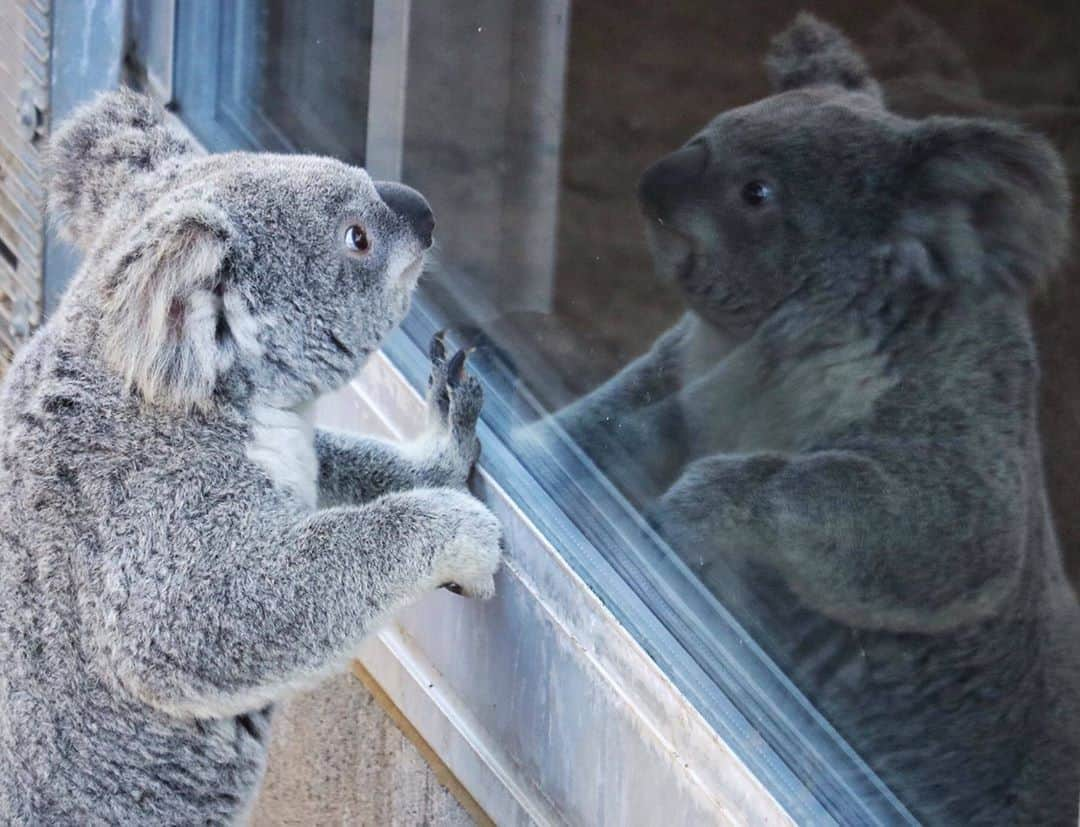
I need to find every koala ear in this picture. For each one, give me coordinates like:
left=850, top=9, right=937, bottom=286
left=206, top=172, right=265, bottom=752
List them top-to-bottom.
left=766, top=13, right=883, bottom=103
left=47, top=88, right=193, bottom=251
left=897, top=117, right=1071, bottom=294
left=100, top=201, right=245, bottom=411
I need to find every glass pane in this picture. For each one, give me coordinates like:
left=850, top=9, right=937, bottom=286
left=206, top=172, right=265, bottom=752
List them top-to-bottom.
left=126, top=0, right=175, bottom=103
left=173, top=0, right=373, bottom=161
left=163, top=1, right=1080, bottom=823
left=400, top=4, right=1080, bottom=824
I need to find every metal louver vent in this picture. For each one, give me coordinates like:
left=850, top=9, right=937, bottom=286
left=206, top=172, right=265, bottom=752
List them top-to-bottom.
left=0, top=0, right=49, bottom=375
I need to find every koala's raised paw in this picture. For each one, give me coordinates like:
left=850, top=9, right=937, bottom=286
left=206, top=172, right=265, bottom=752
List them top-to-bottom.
left=423, top=331, right=484, bottom=485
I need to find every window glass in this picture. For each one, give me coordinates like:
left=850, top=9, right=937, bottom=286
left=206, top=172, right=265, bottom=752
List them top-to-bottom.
left=172, top=0, right=373, bottom=160
left=159, top=2, right=1080, bottom=823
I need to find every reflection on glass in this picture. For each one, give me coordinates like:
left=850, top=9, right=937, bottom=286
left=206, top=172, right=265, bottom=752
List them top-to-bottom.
left=167, top=1, right=1080, bottom=822
left=414, top=5, right=1080, bottom=823
left=551, top=11, right=1079, bottom=820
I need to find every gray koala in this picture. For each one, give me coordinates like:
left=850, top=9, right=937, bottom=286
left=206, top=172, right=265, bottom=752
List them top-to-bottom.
left=553, top=14, right=1080, bottom=825
left=0, top=89, right=502, bottom=825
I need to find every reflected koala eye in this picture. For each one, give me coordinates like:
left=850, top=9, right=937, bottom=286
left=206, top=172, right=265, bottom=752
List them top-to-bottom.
left=741, top=180, right=773, bottom=207
left=344, top=224, right=371, bottom=254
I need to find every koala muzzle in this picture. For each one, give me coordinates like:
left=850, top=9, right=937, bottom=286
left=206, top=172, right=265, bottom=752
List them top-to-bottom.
left=638, top=143, right=708, bottom=223
left=376, top=182, right=435, bottom=249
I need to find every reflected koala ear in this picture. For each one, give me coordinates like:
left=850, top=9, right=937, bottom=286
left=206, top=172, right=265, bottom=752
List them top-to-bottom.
left=766, top=13, right=883, bottom=103
left=897, top=117, right=1071, bottom=294
left=100, top=200, right=250, bottom=410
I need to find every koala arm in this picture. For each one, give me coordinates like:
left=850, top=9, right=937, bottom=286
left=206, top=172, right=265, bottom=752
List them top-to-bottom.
left=554, top=313, right=692, bottom=437
left=539, top=314, right=696, bottom=500
left=316, top=342, right=483, bottom=507
left=315, top=431, right=431, bottom=505
left=655, top=440, right=1026, bottom=634
left=103, top=487, right=501, bottom=719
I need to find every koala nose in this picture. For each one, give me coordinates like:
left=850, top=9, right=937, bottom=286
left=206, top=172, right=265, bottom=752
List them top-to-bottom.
left=638, top=143, right=708, bottom=222
left=376, top=182, right=435, bottom=248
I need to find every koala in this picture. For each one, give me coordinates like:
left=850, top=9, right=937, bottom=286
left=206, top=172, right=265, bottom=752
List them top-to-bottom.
left=552, top=14, right=1080, bottom=825
left=0, top=89, right=502, bottom=825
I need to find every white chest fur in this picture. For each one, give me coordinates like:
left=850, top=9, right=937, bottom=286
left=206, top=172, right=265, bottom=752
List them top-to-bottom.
left=680, top=313, right=739, bottom=383
left=246, top=402, right=318, bottom=510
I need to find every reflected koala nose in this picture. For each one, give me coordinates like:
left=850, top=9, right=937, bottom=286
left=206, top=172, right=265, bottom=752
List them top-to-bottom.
left=638, top=143, right=708, bottom=221
left=376, top=182, right=435, bottom=248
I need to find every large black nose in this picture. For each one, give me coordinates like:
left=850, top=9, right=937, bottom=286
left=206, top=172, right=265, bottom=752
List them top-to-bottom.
left=638, top=143, right=708, bottom=222
left=376, top=182, right=435, bottom=248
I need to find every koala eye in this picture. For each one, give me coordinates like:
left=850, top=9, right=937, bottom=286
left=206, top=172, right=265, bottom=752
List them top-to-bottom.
left=741, top=180, right=773, bottom=207
left=344, top=225, right=371, bottom=254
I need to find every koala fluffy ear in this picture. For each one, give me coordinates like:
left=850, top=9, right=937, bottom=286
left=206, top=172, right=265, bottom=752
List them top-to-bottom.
left=766, top=13, right=883, bottom=103
left=47, top=88, right=193, bottom=251
left=898, top=117, right=1071, bottom=294
left=100, top=201, right=246, bottom=411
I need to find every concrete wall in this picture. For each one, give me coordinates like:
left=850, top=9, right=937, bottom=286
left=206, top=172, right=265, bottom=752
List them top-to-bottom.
left=252, top=671, right=476, bottom=826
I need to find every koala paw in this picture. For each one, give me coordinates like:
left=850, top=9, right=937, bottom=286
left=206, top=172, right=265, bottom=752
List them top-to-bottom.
left=420, top=331, right=484, bottom=487
left=429, top=490, right=503, bottom=600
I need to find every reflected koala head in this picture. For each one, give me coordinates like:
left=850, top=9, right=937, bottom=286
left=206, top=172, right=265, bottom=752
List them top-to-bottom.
left=638, top=12, right=1070, bottom=340
left=48, top=89, right=434, bottom=411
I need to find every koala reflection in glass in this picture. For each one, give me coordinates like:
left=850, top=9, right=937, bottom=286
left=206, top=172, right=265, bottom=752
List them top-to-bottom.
left=554, top=14, right=1079, bottom=825
left=0, top=90, right=501, bottom=824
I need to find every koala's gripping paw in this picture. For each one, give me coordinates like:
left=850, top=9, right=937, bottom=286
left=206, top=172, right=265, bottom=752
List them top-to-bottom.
left=423, top=331, right=483, bottom=486
left=428, top=490, right=503, bottom=600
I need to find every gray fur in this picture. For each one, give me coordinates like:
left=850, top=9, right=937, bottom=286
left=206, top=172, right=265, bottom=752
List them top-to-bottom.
left=766, top=11, right=883, bottom=102
left=553, top=14, right=1079, bottom=824
left=0, top=89, right=501, bottom=824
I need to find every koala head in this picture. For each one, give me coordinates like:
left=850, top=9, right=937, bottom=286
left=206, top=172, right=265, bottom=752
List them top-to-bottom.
left=638, top=13, right=1070, bottom=340
left=48, top=89, right=434, bottom=411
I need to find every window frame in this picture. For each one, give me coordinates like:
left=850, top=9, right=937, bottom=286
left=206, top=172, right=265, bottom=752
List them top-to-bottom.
left=70, top=1, right=925, bottom=822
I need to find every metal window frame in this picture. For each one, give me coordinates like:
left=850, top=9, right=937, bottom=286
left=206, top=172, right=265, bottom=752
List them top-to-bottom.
left=0, top=0, right=50, bottom=367
left=364, top=0, right=410, bottom=181
left=58, top=2, right=922, bottom=823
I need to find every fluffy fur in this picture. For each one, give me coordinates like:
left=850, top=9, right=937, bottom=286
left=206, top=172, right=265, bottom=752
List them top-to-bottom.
left=553, top=14, right=1079, bottom=825
left=0, top=89, right=501, bottom=824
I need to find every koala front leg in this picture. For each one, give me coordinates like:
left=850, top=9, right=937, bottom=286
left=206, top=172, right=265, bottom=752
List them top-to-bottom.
left=553, top=314, right=692, bottom=442
left=534, top=316, right=695, bottom=502
left=317, top=333, right=482, bottom=507
left=654, top=445, right=1025, bottom=634
left=109, top=487, right=501, bottom=719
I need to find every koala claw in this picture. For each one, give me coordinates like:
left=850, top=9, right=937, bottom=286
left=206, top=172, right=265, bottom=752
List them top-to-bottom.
left=429, top=329, right=448, bottom=366
left=422, top=338, right=484, bottom=485
left=427, top=344, right=483, bottom=432
left=447, top=347, right=475, bottom=388
left=446, top=349, right=466, bottom=387
left=430, top=494, right=502, bottom=601
left=445, top=573, right=497, bottom=601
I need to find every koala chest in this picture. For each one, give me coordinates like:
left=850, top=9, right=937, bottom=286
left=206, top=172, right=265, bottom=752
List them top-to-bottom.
left=678, top=327, right=896, bottom=457
left=245, top=403, right=318, bottom=510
